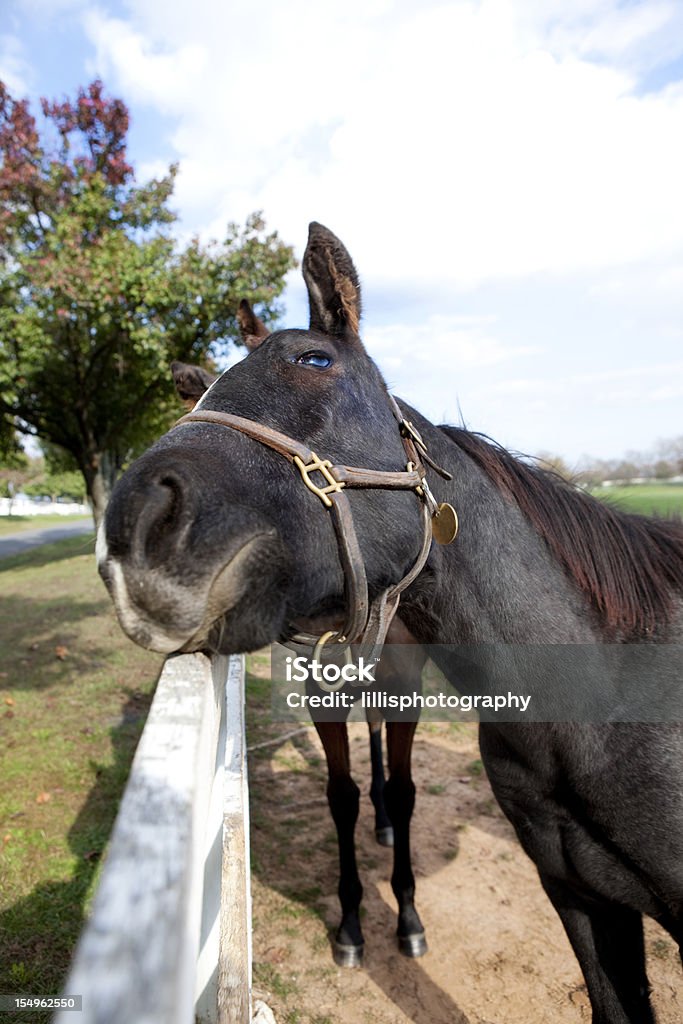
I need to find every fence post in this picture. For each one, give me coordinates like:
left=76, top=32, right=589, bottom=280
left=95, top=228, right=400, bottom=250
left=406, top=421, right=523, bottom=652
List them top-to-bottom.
left=53, top=652, right=254, bottom=1024
left=196, top=655, right=252, bottom=1023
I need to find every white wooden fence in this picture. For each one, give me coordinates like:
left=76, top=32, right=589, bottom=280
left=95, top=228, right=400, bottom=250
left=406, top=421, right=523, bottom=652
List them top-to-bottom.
left=0, top=497, right=89, bottom=516
left=54, top=652, right=269, bottom=1024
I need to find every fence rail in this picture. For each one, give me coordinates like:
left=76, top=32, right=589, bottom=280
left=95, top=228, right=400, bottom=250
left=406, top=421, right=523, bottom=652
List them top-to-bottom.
left=54, top=652, right=257, bottom=1024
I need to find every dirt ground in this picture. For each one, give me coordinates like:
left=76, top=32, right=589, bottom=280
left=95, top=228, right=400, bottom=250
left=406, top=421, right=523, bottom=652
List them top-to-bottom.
left=247, top=719, right=682, bottom=1024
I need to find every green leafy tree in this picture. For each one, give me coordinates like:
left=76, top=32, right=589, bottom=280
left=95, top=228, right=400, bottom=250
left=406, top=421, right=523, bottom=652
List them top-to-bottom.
left=0, top=80, right=296, bottom=525
left=0, top=450, right=46, bottom=513
left=23, top=468, right=86, bottom=503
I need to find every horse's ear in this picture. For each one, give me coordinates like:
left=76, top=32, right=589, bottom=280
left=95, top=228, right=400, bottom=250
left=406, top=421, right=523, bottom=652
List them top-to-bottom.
left=303, top=222, right=362, bottom=338
left=237, top=299, right=270, bottom=351
left=171, top=361, right=218, bottom=409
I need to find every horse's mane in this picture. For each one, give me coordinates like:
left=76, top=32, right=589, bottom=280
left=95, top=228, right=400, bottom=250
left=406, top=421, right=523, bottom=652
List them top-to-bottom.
left=441, top=426, right=683, bottom=638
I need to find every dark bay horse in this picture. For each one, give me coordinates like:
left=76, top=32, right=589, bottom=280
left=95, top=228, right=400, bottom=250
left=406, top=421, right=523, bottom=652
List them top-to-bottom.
left=98, top=222, right=683, bottom=1023
left=172, top=304, right=426, bottom=966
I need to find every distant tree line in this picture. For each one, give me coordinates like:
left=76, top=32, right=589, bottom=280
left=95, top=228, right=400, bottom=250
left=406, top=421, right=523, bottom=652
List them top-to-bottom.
left=0, top=79, right=296, bottom=525
left=537, top=436, right=683, bottom=486
left=0, top=451, right=84, bottom=505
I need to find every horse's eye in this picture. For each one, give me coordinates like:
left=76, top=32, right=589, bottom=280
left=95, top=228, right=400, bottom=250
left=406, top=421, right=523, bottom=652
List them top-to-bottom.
left=294, top=351, right=332, bottom=369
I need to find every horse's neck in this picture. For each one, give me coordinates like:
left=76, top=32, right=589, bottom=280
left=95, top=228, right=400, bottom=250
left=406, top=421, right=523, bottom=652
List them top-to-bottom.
left=399, top=413, right=599, bottom=645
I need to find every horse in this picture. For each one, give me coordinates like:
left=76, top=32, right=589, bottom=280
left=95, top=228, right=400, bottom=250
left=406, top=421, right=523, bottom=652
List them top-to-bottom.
left=98, top=222, right=683, bottom=1023
left=171, top=303, right=426, bottom=965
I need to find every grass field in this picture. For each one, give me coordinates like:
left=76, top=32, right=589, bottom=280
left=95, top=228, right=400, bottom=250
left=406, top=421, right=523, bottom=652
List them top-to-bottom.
left=591, top=483, right=683, bottom=517
left=0, top=515, right=91, bottom=538
left=0, top=535, right=163, bottom=1022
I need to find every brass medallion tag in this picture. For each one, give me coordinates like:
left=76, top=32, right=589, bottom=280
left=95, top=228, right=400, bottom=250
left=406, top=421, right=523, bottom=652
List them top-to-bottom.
left=432, top=502, right=458, bottom=544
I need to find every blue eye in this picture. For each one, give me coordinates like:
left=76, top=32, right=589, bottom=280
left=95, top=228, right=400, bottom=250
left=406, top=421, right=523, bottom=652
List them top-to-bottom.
left=295, top=351, right=332, bottom=368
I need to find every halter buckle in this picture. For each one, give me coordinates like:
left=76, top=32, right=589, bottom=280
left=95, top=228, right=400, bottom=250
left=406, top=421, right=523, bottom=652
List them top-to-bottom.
left=293, top=453, right=345, bottom=507
left=407, top=461, right=439, bottom=517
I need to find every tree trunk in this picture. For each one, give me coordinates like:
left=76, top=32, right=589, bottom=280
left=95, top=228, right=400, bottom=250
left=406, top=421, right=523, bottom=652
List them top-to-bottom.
left=82, top=450, right=119, bottom=530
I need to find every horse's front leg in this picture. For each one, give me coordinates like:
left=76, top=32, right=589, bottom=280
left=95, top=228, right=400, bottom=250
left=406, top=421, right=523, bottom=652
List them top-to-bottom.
left=377, top=629, right=427, bottom=956
left=366, top=713, right=394, bottom=846
left=314, top=718, right=365, bottom=966
left=384, top=718, right=427, bottom=957
left=481, top=726, right=655, bottom=1023
left=540, top=874, right=654, bottom=1024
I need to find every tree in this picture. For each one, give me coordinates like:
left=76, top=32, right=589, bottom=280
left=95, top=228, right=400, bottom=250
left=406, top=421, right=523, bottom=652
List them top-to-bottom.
left=0, top=80, right=296, bottom=525
left=655, top=436, right=683, bottom=478
left=0, top=448, right=32, bottom=511
left=0, top=450, right=85, bottom=505
left=535, top=450, right=574, bottom=481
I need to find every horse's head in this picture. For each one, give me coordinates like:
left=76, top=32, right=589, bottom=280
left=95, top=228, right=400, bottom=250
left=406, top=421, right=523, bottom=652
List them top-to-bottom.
left=98, top=223, right=436, bottom=655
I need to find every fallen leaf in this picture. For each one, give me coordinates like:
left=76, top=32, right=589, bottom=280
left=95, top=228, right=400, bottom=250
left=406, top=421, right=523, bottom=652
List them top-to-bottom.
left=55, top=646, right=69, bottom=660
left=4, top=696, right=14, bottom=706
left=35, top=792, right=52, bottom=804
left=3, top=834, right=11, bottom=844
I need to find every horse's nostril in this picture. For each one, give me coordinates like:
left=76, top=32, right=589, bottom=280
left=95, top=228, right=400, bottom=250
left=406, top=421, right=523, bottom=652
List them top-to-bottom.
left=132, top=472, right=188, bottom=563
left=157, top=474, right=183, bottom=522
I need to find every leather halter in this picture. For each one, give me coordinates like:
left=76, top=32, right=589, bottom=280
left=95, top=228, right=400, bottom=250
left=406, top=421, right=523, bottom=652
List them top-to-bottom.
left=174, top=394, right=448, bottom=661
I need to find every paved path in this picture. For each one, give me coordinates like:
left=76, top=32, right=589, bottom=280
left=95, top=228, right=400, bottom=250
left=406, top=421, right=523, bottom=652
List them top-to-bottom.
left=0, top=518, right=95, bottom=559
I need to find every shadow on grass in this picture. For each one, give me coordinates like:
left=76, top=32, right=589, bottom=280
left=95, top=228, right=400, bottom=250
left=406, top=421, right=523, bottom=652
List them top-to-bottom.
left=0, top=535, right=116, bottom=693
left=0, top=593, right=115, bottom=693
left=0, top=686, right=159, bottom=1023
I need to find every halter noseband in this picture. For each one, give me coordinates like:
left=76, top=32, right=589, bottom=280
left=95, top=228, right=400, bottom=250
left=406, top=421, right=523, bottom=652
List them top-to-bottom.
left=174, top=394, right=454, bottom=661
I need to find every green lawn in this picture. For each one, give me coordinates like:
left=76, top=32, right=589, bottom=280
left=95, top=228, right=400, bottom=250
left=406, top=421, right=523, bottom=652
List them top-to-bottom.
left=591, top=483, right=683, bottom=517
left=0, top=514, right=91, bottom=537
left=0, top=536, right=163, bottom=1021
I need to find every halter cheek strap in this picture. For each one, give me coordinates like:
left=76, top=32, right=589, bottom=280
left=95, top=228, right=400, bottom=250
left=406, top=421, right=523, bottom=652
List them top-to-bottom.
left=174, top=394, right=453, bottom=662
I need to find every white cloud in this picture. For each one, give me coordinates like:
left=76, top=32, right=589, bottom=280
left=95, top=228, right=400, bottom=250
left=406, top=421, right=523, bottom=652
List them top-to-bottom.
left=79, top=0, right=683, bottom=292
left=516, top=0, right=683, bottom=72
left=83, top=13, right=207, bottom=116
left=0, top=33, right=31, bottom=94
left=365, top=315, right=539, bottom=372
left=454, top=357, right=683, bottom=460
left=484, top=360, right=683, bottom=395
left=648, top=383, right=683, bottom=401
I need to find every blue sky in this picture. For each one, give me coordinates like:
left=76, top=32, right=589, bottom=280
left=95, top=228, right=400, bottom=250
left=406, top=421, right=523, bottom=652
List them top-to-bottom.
left=2, top=0, right=682, bottom=465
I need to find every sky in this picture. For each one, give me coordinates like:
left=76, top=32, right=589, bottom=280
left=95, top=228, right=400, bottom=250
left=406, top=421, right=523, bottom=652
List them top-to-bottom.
left=2, top=0, right=682, bottom=466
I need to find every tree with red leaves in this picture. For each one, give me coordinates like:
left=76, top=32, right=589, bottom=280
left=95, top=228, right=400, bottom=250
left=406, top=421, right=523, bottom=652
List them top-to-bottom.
left=0, top=80, right=295, bottom=525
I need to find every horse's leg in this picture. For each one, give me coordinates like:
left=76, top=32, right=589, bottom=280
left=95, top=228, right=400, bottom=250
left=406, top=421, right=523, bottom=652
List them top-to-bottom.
left=366, top=713, right=394, bottom=846
left=314, top=718, right=364, bottom=967
left=384, top=718, right=427, bottom=957
left=540, top=874, right=654, bottom=1024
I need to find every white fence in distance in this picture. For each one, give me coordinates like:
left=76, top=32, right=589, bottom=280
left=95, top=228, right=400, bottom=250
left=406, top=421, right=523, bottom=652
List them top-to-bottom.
left=0, top=497, right=89, bottom=516
left=54, top=652, right=263, bottom=1024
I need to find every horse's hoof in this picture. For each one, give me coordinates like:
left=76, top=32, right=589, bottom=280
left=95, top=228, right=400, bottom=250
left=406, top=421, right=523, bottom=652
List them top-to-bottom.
left=375, top=826, right=394, bottom=847
left=398, top=931, right=427, bottom=958
left=333, top=940, right=364, bottom=968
